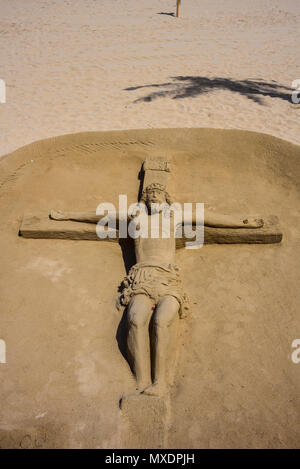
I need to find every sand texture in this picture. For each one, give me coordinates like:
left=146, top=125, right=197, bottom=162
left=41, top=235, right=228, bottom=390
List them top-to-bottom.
left=0, top=0, right=300, bottom=158
left=0, top=128, right=299, bottom=448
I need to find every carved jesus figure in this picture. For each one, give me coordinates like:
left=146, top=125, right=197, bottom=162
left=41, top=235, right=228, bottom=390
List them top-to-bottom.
left=50, top=182, right=263, bottom=397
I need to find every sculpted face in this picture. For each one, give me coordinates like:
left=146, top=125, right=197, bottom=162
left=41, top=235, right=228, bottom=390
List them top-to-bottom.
left=146, top=188, right=167, bottom=213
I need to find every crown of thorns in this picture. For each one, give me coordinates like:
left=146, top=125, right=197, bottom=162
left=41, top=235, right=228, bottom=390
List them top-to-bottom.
left=140, top=183, right=172, bottom=204
left=144, top=183, right=166, bottom=192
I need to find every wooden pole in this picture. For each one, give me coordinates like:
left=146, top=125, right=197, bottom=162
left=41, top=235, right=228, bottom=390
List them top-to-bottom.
left=176, top=0, right=180, bottom=17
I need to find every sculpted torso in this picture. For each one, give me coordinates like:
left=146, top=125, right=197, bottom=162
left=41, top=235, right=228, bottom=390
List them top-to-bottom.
left=133, top=213, right=176, bottom=265
left=135, top=236, right=176, bottom=265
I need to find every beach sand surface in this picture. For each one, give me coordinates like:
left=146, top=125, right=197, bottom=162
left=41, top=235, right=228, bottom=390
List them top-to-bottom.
left=0, top=0, right=300, bottom=157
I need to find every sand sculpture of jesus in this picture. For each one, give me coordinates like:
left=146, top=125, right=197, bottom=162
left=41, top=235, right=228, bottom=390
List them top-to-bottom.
left=50, top=176, right=265, bottom=397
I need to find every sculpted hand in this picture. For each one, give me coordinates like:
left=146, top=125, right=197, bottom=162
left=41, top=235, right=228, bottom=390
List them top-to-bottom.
left=50, top=209, right=67, bottom=221
left=242, top=217, right=264, bottom=228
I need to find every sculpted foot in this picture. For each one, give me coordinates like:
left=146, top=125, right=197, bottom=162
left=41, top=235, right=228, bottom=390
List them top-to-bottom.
left=119, top=380, right=151, bottom=405
left=137, top=381, right=151, bottom=393
left=141, top=382, right=168, bottom=397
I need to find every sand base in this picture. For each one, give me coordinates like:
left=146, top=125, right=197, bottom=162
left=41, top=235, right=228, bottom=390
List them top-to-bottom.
left=0, top=128, right=299, bottom=448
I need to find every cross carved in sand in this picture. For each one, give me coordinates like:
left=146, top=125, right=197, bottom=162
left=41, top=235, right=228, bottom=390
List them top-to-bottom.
left=19, top=156, right=282, bottom=397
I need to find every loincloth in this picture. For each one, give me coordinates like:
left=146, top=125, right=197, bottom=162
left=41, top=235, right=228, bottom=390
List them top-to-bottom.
left=119, top=262, right=190, bottom=319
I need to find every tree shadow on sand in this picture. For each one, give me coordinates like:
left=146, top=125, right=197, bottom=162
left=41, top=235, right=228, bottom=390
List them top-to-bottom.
left=125, top=76, right=292, bottom=105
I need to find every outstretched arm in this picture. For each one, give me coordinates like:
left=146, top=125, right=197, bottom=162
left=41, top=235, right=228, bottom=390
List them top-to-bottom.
left=180, top=207, right=264, bottom=229
left=50, top=209, right=128, bottom=226
left=50, top=209, right=104, bottom=224
left=203, top=210, right=264, bottom=229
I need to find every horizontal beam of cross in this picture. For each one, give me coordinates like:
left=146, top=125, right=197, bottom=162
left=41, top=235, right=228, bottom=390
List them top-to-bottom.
left=19, top=214, right=282, bottom=247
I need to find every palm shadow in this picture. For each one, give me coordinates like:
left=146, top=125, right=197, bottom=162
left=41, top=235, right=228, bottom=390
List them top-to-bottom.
left=125, top=76, right=292, bottom=105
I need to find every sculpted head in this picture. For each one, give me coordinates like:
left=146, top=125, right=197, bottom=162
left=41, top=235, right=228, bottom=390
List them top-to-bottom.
left=140, top=183, right=172, bottom=213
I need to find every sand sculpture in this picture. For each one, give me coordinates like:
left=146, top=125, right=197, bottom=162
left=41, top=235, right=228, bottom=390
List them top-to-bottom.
left=1, top=127, right=299, bottom=448
left=19, top=155, right=282, bottom=399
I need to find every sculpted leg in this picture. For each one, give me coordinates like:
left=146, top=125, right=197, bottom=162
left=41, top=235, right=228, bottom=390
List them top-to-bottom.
left=127, top=294, right=153, bottom=392
left=143, top=295, right=179, bottom=397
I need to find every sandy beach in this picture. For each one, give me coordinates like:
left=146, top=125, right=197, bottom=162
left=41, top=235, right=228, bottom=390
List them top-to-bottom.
left=0, top=0, right=299, bottom=157
left=1, top=0, right=300, bottom=450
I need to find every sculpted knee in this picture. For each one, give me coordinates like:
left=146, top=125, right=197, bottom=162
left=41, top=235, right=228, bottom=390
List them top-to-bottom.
left=128, top=298, right=151, bottom=328
left=154, top=298, right=179, bottom=328
left=128, top=311, right=148, bottom=328
left=154, top=313, right=175, bottom=328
